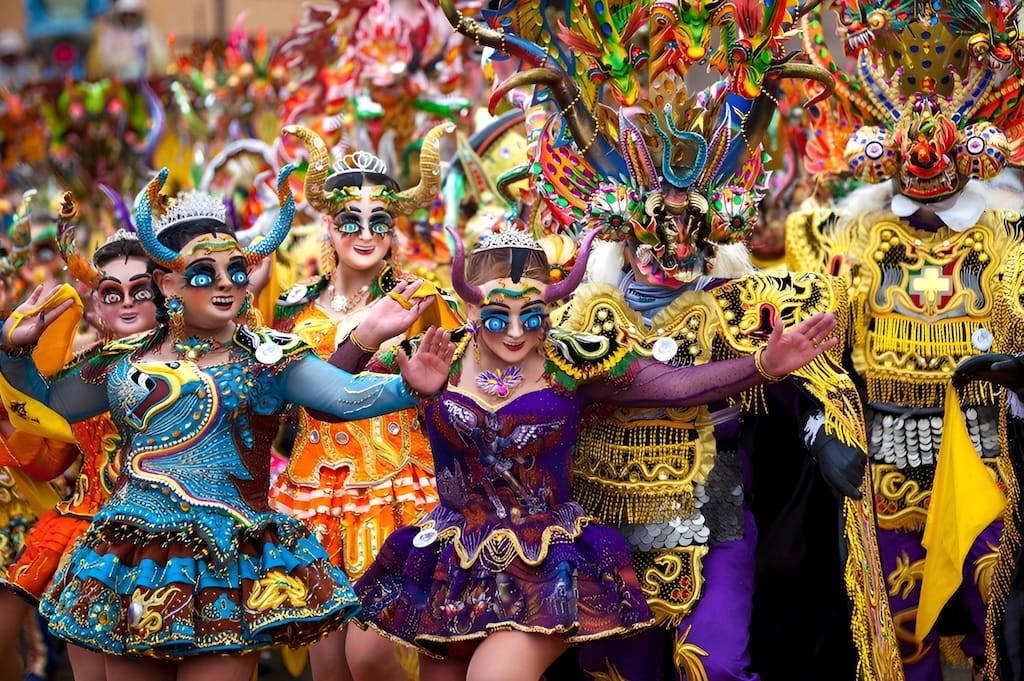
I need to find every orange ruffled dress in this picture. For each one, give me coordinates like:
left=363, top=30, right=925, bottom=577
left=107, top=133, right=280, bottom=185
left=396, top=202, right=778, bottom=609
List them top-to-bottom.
left=269, top=276, right=438, bottom=578
left=6, top=413, right=119, bottom=600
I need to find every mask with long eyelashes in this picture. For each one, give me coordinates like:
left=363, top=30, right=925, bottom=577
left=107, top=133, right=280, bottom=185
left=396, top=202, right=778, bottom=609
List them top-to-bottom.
left=182, top=255, right=250, bottom=289
left=96, top=279, right=155, bottom=306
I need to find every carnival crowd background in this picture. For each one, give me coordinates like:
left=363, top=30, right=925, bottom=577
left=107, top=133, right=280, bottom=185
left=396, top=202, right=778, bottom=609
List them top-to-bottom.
left=3, top=0, right=1024, bottom=680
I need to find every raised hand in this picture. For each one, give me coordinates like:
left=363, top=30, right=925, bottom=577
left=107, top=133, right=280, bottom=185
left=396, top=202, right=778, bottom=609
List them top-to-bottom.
left=354, top=280, right=434, bottom=349
left=2, top=284, right=76, bottom=347
left=759, top=312, right=839, bottom=379
left=396, top=326, right=455, bottom=398
left=953, top=353, right=1024, bottom=392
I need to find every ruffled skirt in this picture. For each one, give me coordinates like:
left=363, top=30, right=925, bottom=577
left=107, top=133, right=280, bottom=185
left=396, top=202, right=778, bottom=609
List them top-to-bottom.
left=270, top=461, right=437, bottom=578
left=38, top=508, right=361, bottom=658
left=6, top=509, right=88, bottom=601
left=354, top=520, right=654, bottom=658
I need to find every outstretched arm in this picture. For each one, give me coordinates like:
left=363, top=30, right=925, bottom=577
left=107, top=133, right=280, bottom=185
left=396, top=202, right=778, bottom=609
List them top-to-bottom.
left=585, top=312, right=839, bottom=407
left=289, top=327, right=454, bottom=421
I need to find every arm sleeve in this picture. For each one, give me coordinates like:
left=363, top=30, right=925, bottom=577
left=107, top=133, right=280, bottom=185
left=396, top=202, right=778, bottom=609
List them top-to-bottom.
left=324, top=336, right=375, bottom=373
left=0, top=352, right=110, bottom=422
left=281, top=354, right=417, bottom=422
left=580, top=355, right=765, bottom=407
left=6, top=432, right=80, bottom=481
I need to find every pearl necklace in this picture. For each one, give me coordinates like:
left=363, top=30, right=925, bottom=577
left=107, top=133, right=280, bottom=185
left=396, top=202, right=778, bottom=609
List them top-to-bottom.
left=326, top=283, right=370, bottom=313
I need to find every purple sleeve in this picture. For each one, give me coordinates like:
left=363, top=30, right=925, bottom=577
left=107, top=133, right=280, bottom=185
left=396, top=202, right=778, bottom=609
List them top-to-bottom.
left=324, top=336, right=374, bottom=373
left=578, top=355, right=766, bottom=407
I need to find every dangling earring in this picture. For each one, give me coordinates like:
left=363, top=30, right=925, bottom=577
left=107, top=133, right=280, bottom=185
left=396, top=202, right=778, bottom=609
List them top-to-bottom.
left=319, top=239, right=337, bottom=280
left=236, top=291, right=258, bottom=327
left=167, top=296, right=185, bottom=344
left=96, top=316, right=113, bottom=343
left=471, top=321, right=482, bottom=363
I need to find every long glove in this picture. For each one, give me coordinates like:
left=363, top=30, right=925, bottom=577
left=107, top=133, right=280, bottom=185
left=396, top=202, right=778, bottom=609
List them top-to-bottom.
left=953, top=353, right=1024, bottom=394
left=802, top=408, right=865, bottom=500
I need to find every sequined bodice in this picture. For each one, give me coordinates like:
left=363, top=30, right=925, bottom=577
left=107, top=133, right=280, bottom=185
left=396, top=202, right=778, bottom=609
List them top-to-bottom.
left=107, top=357, right=282, bottom=524
left=425, top=388, right=579, bottom=517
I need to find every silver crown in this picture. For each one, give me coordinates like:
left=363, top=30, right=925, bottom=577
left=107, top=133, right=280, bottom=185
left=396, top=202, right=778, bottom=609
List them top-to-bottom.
left=333, top=150, right=389, bottom=176
left=153, top=191, right=226, bottom=234
left=476, top=226, right=544, bottom=252
left=103, top=228, right=140, bottom=246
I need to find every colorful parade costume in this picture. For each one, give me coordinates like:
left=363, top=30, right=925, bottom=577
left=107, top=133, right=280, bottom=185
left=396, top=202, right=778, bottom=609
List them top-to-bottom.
left=438, top=0, right=898, bottom=676
left=788, top=3, right=1024, bottom=677
left=269, top=124, right=460, bottom=582
left=0, top=168, right=432, bottom=658
left=269, top=267, right=439, bottom=577
left=356, top=341, right=653, bottom=657
left=5, top=409, right=118, bottom=602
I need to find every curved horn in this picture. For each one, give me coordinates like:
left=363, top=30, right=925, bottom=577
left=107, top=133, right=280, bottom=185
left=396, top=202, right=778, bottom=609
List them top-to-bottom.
left=439, top=0, right=549, bottom=66
left=772, top=61, right=835, bottom=108
left=490, top=68, right=624, bottom=177
left=139, top=77, right=166, bottom=168
left=390, top=122, right=456, bottom=215
left=282, top=125, right=336, bottom=214
left=243, top=164, right=297, bottom=264
left=496, top=165, right=531, bottom=207
left=136, top=168, right=184, bottom=270
left=99, top=183, right=136, bottom=232
left=8, top=189, right=37, bottom=270
left=56, top=191, right=102, bottom=288
left=445, top=224, right=483, bottom=306
left=544, top=227, right=602, bottom=303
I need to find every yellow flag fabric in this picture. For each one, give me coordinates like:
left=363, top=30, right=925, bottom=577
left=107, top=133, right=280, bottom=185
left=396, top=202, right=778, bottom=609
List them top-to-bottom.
left=406, top=281, right=465, bottom=336
left=0, top=284, right=82, bottom=443
left=915, top=384, right=1006, bottom=642
left=5, top=466, right=62, bottom=516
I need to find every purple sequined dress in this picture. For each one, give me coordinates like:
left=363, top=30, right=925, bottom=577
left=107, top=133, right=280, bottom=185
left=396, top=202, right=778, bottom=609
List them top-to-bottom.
left=355, top=385, right=654, bottom=656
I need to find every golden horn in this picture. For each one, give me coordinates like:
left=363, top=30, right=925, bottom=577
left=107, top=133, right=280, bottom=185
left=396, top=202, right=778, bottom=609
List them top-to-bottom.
left=390, top=122, right=456, bottom=215
left=282, top=125, right=335, bottom=214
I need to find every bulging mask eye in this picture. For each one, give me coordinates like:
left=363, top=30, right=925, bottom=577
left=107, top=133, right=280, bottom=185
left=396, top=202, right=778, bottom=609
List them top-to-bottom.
left=867, top=10, right=888, bottom=30
left=188, top=272, right=213, bottom=288
left=483, top=316, right=509, bottom=333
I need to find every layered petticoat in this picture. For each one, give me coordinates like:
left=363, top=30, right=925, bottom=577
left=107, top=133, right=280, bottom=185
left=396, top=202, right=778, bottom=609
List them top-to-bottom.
left=38, top=484, right=361, bottom=658
left=355, top=500, right=654, bottom=657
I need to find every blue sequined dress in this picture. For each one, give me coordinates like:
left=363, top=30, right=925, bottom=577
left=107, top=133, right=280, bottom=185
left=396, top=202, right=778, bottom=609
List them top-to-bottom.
left=0, top=325, right=418, bottom=657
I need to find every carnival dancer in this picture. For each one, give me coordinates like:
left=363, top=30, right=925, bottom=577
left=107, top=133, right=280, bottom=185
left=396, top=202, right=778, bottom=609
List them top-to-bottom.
left=437, top=0, right=894, bottom=674
left=786, top=4, right=1024, bottom=677
left=269, top=123, right=458, bottom=681
left=0, top=165, right=455, bottom=681
left=3, top=192, right=160, bottom=681
left=346, top=224, right=843, bottom=681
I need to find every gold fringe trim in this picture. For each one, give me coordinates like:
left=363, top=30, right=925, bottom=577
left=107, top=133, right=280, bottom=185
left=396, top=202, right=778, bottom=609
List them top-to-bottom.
left=865, top=375, right=995, bottom=408
left=983, top=402, right=1020, bottom=680
left=573, top=479, right=696, bottom=526
left=844, top=490, right=906, bottom=681
left=939, top=636, right=971, bottom=668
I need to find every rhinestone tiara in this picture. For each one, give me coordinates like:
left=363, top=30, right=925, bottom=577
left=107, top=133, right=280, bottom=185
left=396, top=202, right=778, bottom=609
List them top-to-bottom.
left=333, top=150, right=388, bottom=176
left=153, top=191, right=226, bottom=234
left=475, top=226, right=543, bottom=252
left=103, top=228, right=139, bottom=245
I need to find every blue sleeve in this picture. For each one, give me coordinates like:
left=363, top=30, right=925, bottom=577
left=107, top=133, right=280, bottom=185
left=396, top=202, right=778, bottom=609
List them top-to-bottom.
left=0, top=351, right=110, bottom=422
left=280, top=354, right=418, bottom=421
